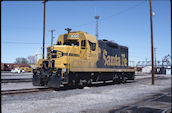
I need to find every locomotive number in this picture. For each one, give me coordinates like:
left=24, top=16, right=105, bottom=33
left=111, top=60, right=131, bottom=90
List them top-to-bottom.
left=70, top=34, right=79, bottom=38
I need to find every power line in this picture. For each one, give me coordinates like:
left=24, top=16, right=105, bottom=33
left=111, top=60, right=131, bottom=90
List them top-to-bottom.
left=71, top=1, right=145, bottom=28
left=100, top=1, right=145, bottom=22
left=2, top=2, right=145, bottom=33
left=2, top=42, right=50, bottom=45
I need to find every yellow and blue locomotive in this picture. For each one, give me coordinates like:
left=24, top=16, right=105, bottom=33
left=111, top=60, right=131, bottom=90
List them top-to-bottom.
left=33, top=29, right=135, bottom=88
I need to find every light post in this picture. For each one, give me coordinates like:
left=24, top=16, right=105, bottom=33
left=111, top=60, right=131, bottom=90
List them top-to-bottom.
left=94, top=16, right=100, bottom=39
left=49, top=30, right=56, bottom=46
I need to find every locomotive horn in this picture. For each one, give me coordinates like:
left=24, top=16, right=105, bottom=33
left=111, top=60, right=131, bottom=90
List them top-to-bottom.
left=65, top=28, right=72, bottom=33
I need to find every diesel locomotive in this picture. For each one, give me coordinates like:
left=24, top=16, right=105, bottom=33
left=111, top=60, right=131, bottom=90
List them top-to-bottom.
left=33, top=29, right=135, bottom=88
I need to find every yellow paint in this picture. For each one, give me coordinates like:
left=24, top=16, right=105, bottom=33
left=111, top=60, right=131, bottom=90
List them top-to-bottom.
left=103, top=49, right=122, bottom=66
left=121, top=54, right=127, bottom=66
left=37, top=59, right=46, bottom=68
left=70, top=67, right=135, bottom=72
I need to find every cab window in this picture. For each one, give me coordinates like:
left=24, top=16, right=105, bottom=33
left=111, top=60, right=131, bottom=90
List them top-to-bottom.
left=63, top=40, right=79, bottom=46
left=81, top=40, right=86, bottom=49
left=57, top=41, right=61, bottom=45
left=89, top=41, right=96, bottom=51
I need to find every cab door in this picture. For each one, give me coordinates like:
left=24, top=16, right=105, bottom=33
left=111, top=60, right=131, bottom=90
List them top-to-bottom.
left=80, top=40, right=87, bottom=60
left=87, top=41, right=98, bottom=68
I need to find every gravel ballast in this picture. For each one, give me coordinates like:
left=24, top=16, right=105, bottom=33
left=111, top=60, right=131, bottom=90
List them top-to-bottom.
left=2, top=74, right=171, bottom=113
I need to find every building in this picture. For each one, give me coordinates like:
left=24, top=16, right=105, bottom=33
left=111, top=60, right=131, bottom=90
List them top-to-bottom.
left=1, top=63, right=30, bottom=71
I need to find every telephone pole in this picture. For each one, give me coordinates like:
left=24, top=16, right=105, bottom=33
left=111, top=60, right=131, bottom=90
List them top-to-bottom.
left=42, top=0, right=47, bottom=59
left=149, top=0, right=155, bottom=85
left=171, top=0, right=172, bottom=75
left=94, top=16, right=100, bottom=39
left=49, top=30, right=56, bottom=46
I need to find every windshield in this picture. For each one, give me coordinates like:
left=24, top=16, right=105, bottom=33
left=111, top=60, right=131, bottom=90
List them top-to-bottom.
left=63, top=40, right=79, bottom=46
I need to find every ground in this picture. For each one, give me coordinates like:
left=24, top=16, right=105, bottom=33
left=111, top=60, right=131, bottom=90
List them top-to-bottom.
left=1, top=72, right=171, bottom=113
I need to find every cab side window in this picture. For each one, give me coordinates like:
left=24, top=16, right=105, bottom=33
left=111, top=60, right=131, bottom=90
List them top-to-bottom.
left=81, top=40, right=86, bottom=49
left=57, top=41, right=61, bottom=45
left=89, top=41, right=96, bottom=51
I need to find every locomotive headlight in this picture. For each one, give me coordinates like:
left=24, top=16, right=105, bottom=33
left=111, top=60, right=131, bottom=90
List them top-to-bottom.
left=62, top=68, right=67, bottom=72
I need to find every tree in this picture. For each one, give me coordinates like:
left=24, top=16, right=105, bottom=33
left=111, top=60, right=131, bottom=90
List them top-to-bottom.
left=27, top=56, right=35, bottom=64
left=15, top=57, right=28, bottom=64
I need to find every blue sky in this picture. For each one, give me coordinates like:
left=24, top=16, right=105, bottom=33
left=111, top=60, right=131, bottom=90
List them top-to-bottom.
left=1, top=1, right=171, bottom=64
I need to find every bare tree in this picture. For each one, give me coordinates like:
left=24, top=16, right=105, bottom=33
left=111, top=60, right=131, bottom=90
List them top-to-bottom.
left=27, top=56, right=35, bottom=64
left=15, top=57, right=28, bottom=64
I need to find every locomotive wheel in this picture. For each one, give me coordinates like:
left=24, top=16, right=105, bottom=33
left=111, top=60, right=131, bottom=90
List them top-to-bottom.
left=113, top=74, right=120, bottom=84
left=122, top=77, right=127, bottom=83
left=68, top=79, right=76, bottom=89
left=77, top=79, right=84, bottom=89
left=87, top=79, right=92, bottom=87
left=71, top=80, right=76, bottom=88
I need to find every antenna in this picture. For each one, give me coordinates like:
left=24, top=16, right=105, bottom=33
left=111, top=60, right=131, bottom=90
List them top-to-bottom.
left=94, top=7, right=96, bottom=16
left=94, top=16, right=100, bottom=40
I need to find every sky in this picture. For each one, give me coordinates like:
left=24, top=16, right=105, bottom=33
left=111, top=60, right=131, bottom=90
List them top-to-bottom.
left=1, top=0, right=171, bottom=65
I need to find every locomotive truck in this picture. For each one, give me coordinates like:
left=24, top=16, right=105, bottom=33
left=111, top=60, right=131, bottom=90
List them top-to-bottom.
left=33, top=29, right=135, bottom=88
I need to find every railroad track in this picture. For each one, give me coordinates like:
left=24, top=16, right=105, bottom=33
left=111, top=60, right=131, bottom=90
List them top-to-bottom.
left=2, top=75, right=170, bottom=95
left=1, top=78, right=32, bottom=83
left=1, top=88, right=51, bottom=95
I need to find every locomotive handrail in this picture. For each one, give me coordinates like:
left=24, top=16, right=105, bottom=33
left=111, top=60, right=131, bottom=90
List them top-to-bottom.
left=67, top=46, right=73, bottom=65
left=80, top=47, right=88, bottom=58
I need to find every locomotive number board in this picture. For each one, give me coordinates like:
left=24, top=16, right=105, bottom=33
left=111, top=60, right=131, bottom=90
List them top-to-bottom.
left=69, top=34, right=79, bottom=38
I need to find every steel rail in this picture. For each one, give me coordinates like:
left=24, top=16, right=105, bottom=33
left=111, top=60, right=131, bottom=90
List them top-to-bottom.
left=1, top=78, right=32, bottom=83
left=1, top=88, right=51, bottom=95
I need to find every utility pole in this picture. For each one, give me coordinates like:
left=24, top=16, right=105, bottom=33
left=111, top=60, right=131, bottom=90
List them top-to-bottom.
left=42, top=0, right=47, bottom=59
left=149, top=0, right=155, bottom=85
left=171, top=0, right=172, bottom=75
left=94, top=16, right=100, bottom=39
left=49, top=30, right=56, bottom=46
